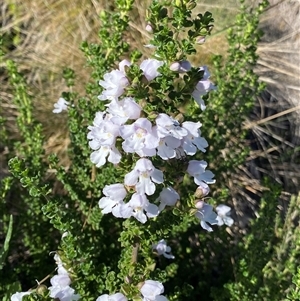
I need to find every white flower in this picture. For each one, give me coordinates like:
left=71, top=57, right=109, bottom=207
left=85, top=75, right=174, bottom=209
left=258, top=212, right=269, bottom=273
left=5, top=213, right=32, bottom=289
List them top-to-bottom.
left=98, top=59, right=131, bottom=101
left=140, top=59, right=164, bottom=81
left=192, top=66, right=216, bottom=111
left=53, top=97, right=69, bottom=113
left=106, top=97, right=141, bottom=122
left=87, top=113, right=122, bottom=167
left=156, top=114, right=188, bottom=139
left=120, top=118, right=159, bottom=157
left=88, top=119, right=120, bottom=150
left=180, top=121, right=208, bottom=155
left=156, top=135, right=181, bottom=160
left=90, top=146, right=122, bottom=167
left=124, top=158, right=164, bottom=196
left=187, top=160, right=215, bottom=186
left=99, top=184, right=127, bottom=217
left=157, top=187, right=179, bottom=211
left=122, top=193, right=159, bottom=223
left=195, top=201, right=218, bottom=232
left=216, top=204, right=234, bottom=227
left=152, top=239, right=175, bottom=259
left=49, top=253, right=80, bottom=301
left=54, top=254, right=69, bottom=275
left=50, top=274, right=71, bottom=287
left=140, top=280, right=168, bottom=301
left=49, top=285, right=80, bottom=301
left=11, top=292, right=31, bottom=301
left=96, top=293, right=127, bottom=301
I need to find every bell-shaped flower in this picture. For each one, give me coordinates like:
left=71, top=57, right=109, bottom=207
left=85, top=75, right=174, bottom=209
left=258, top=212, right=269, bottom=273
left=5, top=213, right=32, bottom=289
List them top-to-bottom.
left=98, top=59, right=131, bottom=101
left=140, top=59, right=164, bottom=81
left=192, top=66, right=216, bottom=110
left=53, top=97, right=69, bottom=113
left=106, top=97, right=141, bottom=123
left=88, top=114, right=122, bottom=167
left=156, top=114, right=188, bottom=139
left=120, top=118, right=159, bottom=157
left=88, top=119, right=120, bottom=150
left=181, top=121, right=208, bottom=155
left=156, top=135, right=181, bottom=160
left=90, top=146, right=122, bottom=167
left=124, top=158, right=164, bottom=196
left=187, top=160, right=215, bottom=186
left=99, top=184, right=127, bottom=217
left=157, top=187, right=179, bottom=211
left=121, top=193, right=159, bottom=224
left=195, top=201, right=218, bottom=232
left=216, top=204, right=234, bottom=227
left=152, top=239, right=175, bottom=259
left=54, top=254, right=69, bottom=275
left=50, top=274, right=71, bottom=288
left=140, top=280, right=168, bottom=301
left=49, top=285, right=80, bottom=301
left=11, top=292, right=31, bottom=301
left=96, top=293, right=127, bottom=301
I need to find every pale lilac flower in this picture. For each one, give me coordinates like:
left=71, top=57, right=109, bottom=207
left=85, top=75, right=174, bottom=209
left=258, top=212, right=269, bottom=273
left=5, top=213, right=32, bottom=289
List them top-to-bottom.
left=145, top=24, right=153, bottom=33
left=196, top=36, right=206, bottom=44
left=98, top=59, right=131, bottom=101
left=140, top=59, right=164, bottom=81
left=169, top=60, right=191, bottom=73
left=192, top=66, right=216, bottom=110
left=53, top=97, right=69, bottom=113
left=106, top=97, right=141, bottom=123
left=88, top=113, right=122, bottom=167
left=156, top=114, right=188, bottom=139
left=120, top=118, right=159, bottom=157
left=88, top=119, right=120, bottom=150
left=181, top=121, right=208, bottom=155
left=156, top=135, right=181, bottom=160
left=90, top=146, right=122, bottom=167
left=124, top=158, right=164, bottom=196
left=187, top=160, right=215, bottom=186
left=99, top=184, right=127, bottom=217
left=157, top=187, right=179, bottom=211
left=123, top=193, right=159, bottom=223
left=195, top=201, right=218, bottom=232
left=216, top=205, right=234, bottom=227
left=152, top=239, right=175, bottom=259
left=49, top=253, right=80, bottom=301
left=54, top=254, right=69, bottom=275
left=50, top=274, right=71, bottom=287
left=140, top=280, right=168, bottom=301
left=49, top=285, right=80, bottom=301
left=11, top=292, right=31, bottom=301
left=96, top=293, right=127, bottom=301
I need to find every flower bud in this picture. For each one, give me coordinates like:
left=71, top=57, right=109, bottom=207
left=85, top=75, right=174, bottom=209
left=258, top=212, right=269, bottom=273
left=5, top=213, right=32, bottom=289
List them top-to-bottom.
left=186, top=0, right=197, bottom=10
left=145, top=23, right=153, bottom=33
left=196, top=36, right=206, bottom=44
left=170, top=60, right=192, bottom=73
left=194, top=184, right=210, bottom=198
left=195, top=200, right=204, bottom=209
left=36, top=284, right=48, bottom=295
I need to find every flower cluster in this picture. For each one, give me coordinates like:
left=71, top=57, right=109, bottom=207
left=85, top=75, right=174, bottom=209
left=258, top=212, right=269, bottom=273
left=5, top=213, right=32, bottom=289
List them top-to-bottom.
left=87, top=58, right=221, bottom=228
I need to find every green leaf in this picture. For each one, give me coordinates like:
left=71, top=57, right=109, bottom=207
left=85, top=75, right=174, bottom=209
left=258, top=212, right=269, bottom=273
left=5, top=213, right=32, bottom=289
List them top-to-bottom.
left=0, top=215, right=13, bottom=270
